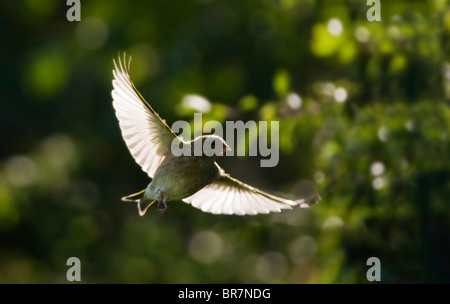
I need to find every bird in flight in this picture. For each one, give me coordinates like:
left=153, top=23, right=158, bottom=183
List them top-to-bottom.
left=111, top=54, right=320, bottom=219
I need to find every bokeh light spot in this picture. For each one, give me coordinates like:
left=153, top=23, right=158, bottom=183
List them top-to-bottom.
left=75, top=18, right=108, bottom=50
left=327, top=18, right=343, bottom=37
left=355, top=26, right=370, bottom=43
left=27, top=51, right=68, bottom=98
left=334, top=87, right=347, bottom=103
left=286, top=93, right=302, bottom=110
left=182, top=94, right=212, bottom=113
left=378, top=126, right=389, bottom=142
left=4, top=156, right=37, bottom=187
left=370, top=161, right=385, bottom=176
left=372, top=177, right=386, bottom=190
left=322, top=216, right=344, bottom=230
left=188, top=230, right=223, bottom=264
left=288, top=235, right=317, bottom=264
left=255, top=252, right=288, bottom=283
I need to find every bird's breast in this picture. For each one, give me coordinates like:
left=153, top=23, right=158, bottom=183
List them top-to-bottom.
left=150, top=156, right=219, bottom=201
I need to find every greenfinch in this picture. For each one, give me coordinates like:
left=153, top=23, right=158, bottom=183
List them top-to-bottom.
left=111, top=54, right=320, bottom=218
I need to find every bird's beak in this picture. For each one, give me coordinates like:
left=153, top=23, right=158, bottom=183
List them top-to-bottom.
left=223, top=145, right=232, bottom=153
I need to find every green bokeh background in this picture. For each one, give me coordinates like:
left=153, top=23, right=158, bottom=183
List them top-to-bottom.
left=0, top=0, right=449, bottom=283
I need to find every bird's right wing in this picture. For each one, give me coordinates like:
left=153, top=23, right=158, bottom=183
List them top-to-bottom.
left=112, top=54, right=180, bottom=178
left=182, top=163, right=320, bottom=215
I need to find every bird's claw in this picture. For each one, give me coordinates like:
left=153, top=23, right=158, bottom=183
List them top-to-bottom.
left=152, top=192, right=169, bottom=221
left=154, top=207, right=169, bottom=221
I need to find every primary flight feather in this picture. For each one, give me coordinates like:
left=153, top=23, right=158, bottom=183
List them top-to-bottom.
left=112, top=54, right=320, bottom=218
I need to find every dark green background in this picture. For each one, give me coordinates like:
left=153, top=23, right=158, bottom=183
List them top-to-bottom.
left=0, top=0, right=449, bottom=283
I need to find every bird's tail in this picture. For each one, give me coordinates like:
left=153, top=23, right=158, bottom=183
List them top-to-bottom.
left=121, top=189, right=146, bottom=202
left=122, top=189, right=156, bottom=216
left=296, top=194, right=321, bottom=208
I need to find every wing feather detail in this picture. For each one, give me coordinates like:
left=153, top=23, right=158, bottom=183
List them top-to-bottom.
left=112, top=54, right=180, bottom=177
left=183, top=163, right=320, bottom=215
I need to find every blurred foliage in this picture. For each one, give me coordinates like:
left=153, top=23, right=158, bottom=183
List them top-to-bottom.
left=0, top=0, right=449, bottom=283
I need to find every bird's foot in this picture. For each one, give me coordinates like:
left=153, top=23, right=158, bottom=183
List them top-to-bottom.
left=158, top=191, right=164, bottom=202
left=154, top=200, right=169, bottom=221
left=154, top=207, right=169, bottom=221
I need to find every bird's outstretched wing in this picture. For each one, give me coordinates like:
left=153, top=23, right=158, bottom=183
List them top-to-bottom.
left=112, top=54, right=179, bottom=178
left=182, top=163, right=321, bottom=215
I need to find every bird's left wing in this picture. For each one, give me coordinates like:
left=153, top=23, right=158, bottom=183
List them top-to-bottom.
left=112, top=54, right=180, bottom=178
left=182, top=163, right=320, bottom=215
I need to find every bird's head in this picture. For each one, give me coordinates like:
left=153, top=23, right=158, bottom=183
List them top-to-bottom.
left=190, top=135, right=231, bottom=158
